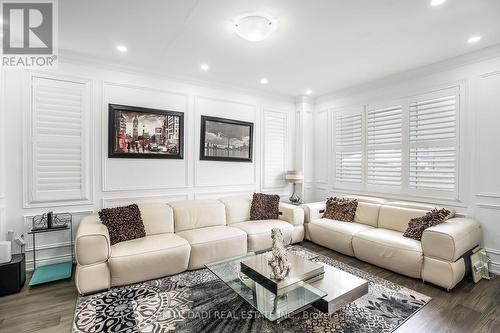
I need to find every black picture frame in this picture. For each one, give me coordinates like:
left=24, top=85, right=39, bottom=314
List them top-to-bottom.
left=108, top=104, right=184, bottom=159
left=199, top=115, right=253, bottom=162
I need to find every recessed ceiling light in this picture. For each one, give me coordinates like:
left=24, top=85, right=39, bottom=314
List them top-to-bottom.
left=430, top=0, right=446, bottom=6
left=233, top=12, right=277, bottom=42
left=467, top=35, right=481, bottom=44
left=116, top=45, right=127, bottom=53
left=200, top=63, right=209, bottom=71
left=260, top=78, right=268, bottom=85
left=305, top=89, right=312, bottom=95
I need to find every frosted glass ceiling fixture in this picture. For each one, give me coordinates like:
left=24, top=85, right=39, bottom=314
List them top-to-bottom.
left=233, top=12, right=277, bottom=42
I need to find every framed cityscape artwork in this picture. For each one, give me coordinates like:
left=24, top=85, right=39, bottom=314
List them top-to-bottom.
left=108, top=104, right=184, bottom=159
left=199, top=115, right=253, bottom=162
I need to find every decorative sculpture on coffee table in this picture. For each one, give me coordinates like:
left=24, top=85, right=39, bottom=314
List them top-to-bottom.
left=268, top=228, right=290, bottom=280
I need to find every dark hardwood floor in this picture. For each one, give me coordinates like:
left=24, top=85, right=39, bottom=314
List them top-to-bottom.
left=0, top=241, right=498, bottom=333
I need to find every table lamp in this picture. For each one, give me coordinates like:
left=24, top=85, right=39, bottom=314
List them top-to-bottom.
left=285, top=170, right=304, bottom=205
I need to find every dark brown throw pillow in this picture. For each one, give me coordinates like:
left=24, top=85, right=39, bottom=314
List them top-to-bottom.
left=250, top=193, right=280, bottom=220
left=322, top=197, right=358, bottom=222
left=98, top=204, right=146, bottom=245
left=403, top=208, right=451, bottom=241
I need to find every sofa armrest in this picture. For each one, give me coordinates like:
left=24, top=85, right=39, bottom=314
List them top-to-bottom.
left=279, top=202, right=304, bottom=225
left=301, top=202, right=326, bottom=223
left=75, top=215, right=111, bottom=266
left=421, top=217, right=481, bottom=262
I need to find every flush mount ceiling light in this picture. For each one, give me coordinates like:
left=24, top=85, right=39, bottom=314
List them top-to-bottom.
left=430, top=0, right=446, bottom=6
left=233, top=12, right=277, bottom=42
left=467, top=35, right=481, bottom=44
left=116, top=45, right=127, bottom=53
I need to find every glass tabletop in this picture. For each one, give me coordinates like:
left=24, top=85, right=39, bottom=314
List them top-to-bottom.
left=206, top=250, right=327, bottom=322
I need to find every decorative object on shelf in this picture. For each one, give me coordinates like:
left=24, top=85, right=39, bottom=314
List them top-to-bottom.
left=108, top=104, right=184, bottom=159
left=200, top=115, right=253, bottom=162
left=285, top=170, right=304, bottom=205
left=32, top=211, right=70, bottom=231
left=29, top=212, right=73, bottom=286
left=268, top=228, right=290, bottom=280
left=0, top=253, right=26, bottom=296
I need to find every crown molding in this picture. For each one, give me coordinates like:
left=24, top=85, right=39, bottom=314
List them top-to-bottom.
left=316, top=43, right=500, bottom=104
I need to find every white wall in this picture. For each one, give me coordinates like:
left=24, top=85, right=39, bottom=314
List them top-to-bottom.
left=311, top=47, right=500, bottom=274
left=0, top=59, right=295, bottom=269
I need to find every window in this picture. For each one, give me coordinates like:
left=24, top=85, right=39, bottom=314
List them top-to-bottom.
left=333, top=87, right=460, bottom=200
left=366, top=105, right=403, bottom=186
left=334, top=111, right=363, bottom=183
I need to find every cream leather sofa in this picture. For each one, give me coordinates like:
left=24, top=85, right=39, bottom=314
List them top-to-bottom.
left=75, top=196, right=304, bottom=294
left=302, top=196, right=481, bottom=290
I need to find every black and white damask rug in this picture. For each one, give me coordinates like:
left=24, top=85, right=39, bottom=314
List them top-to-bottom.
left=73, top=246, right=430, bottom=333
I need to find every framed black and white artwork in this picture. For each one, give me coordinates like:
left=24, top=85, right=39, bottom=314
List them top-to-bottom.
left=108, top=104, right=184, bottom=159
left=199, top=115, right=253, bottom=162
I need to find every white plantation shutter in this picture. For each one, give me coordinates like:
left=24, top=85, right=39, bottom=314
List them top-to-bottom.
left=28, top=76, right=91, bottom=206
left=409, top=90, right=458, bottom=194
left=366, top=105, right=402, bottom=186
left=263, top=111, right=287, bottom=188
left=335, top=111, right=362, bottom=183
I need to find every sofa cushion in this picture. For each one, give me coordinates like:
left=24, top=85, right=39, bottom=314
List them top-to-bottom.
left=250, top=193, right=280, bottom=220
left=219, top=196, right=252, bottom=224
left=323, top=197, right=358, bottom=222
left=169, top=200, right=226, bottom=232
left=354, top=202, right=381, bottom=227
left=137, top=203, right=174, bottom=235
left=98, top=204, right=146, bottom=245
left=377, top=205, right=430, bottom=232
left=403, top=208, right=451, bottom=241
left=308, top=219, right=374, bottom=256
left=232, top=220, right=293, bottom=251
left=177, top=226, right=247, bottom=269
left=352, top=228, right=423, bottom=278
left=108, top=234, right=190, bottom=286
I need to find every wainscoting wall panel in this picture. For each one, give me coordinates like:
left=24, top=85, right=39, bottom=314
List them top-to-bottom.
left=311, top=53, right=500, bottom=274
left=1, top=60, right=295, bottom=269
left=102, top=82, right=189, bottom=191
left=194, top=96, right=258, bottom=188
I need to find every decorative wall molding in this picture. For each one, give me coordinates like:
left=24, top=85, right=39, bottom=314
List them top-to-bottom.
left=479, top=70, right=500, bottom=78
left=23, top=72, right=94, bottom=208
left=101, top=81, right=190, bottom=192
left=193, top=95, right=258, bottom=188
left=193, top=189, right=255, bottom=200
left=476, top=192, right=500, bottom=199
left=102, top=193, right=189, bottom=208
left=477, top=203, right=500, bottom=211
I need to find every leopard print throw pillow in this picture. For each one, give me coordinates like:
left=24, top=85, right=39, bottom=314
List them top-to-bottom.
left=250, top=193, right=280, bottom=220
left=322, top=197, right=358, bottom=222
left=98, top=204, right=146, bottom=245
left=403, top=208, right=451, bottom=241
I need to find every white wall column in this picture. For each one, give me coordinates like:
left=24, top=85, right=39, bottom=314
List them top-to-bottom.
left=294, top=96, right=314, bottom=202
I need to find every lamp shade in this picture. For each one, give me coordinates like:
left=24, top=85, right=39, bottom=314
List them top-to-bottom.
left=285, top=170, right=304, bottom=183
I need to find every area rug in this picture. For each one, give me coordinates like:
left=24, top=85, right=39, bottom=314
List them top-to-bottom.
left=72, top=246, right=430, bottom=333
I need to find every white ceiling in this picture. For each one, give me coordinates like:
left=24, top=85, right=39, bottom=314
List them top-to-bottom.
left=60, top=0, right=500, bottom=97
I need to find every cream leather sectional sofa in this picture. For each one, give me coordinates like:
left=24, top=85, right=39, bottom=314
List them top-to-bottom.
left=75, top=196, right=304, bottom=295
left=302, top=196, right=481, bottom=290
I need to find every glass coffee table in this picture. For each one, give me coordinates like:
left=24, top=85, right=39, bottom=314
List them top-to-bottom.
left=206, top=249, right=327, bottom=322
